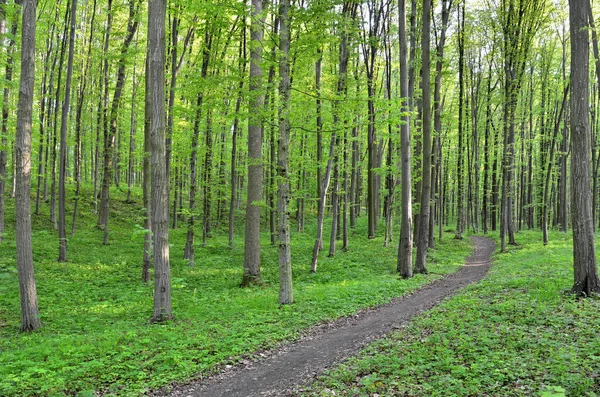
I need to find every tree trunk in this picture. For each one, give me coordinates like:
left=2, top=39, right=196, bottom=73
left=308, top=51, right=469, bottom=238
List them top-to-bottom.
left=16, top=0, right=41, bottom=332
left=58, top=0, right=77, bottom=262
left=72, top=0, right=96, bottom=236
left=99, top=0, right=139, bottom=244
left=148, top=0, right=172, bottom=322
left=242, top=0, right=265, bottom=287
left=277, top=0, right=293, bottom=305
left=311, top=0, right=355, bottom=273
left=397, top=0, right=413, bottom=278
left=414, top=0, right=432, bottom=274
left=431, top=0, right=451, bottom=246
left=568, top=0, right=600, bottom=295
left=455, top=3, right=465, bottom=239
left=0, top=5, right=15, bottom=244
left=50, top=13, right=69, bottom=231
left=229, top=26, right=246, bottom=247
left=316, top=49, right=323, bottom=201
left=126, top=54, right=138, bottom=204
left=141, top=55, right=152, bottom=283
left=543, top=85, right=568, bottom=245
left=202, top=110, right=214, bottom=246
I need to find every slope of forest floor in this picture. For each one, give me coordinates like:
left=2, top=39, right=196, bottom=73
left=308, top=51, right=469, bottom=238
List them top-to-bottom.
left=0, top=186, right=472, bottom=397
left=299, top=230, right=600, bottom=397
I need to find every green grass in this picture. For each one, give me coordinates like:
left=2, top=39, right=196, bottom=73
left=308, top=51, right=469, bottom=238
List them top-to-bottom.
left=0, top=185, right=472, bottom=396
left=298, top=230, right=600, bottom=397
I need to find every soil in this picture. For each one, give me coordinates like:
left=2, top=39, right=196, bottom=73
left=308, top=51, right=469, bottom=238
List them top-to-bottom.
left=149, top=236, right=496, bottom=397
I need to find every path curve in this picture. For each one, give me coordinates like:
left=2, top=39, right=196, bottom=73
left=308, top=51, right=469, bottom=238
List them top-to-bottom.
left=152, top=236, right=495, bottom=397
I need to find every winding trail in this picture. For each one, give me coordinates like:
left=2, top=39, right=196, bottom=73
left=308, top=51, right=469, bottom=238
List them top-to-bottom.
left=153, top=236, right=496, bottom=397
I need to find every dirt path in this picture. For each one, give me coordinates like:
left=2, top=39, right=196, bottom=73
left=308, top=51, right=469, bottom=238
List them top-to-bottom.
left=152, top=236, right=495, bottom=397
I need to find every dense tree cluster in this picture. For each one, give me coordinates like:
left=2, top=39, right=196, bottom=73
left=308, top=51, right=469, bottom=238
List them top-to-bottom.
left=3, top=0, right=599, bottom=331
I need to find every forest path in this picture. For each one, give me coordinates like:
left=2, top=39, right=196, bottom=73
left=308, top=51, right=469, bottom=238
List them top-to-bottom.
left=152, top=236, right=496, bottom=397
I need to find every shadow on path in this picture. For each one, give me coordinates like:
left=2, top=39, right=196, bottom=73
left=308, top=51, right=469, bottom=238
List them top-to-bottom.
left=152, top=236, right=496, bottom=397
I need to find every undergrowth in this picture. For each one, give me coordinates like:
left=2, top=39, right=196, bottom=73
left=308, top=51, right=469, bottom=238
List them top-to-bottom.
left=0, top=185, right=472, bottom=396
left=299, top=230, right=600, bottom=397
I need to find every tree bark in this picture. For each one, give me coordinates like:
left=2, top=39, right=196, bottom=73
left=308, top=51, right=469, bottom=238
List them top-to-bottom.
left=16, top=0, right=41, bottom=332
left=58, top=0, right=77, bottom=262
left=72, top=0, right=97, bottom=236
left=99, top=0, right=139, bottom=245
left=148, top=0, right=172, bottom=322
left=242, top=0, right=265, bottom=286
left=277, top=0, right=293, bottom=305
left=311, top=0, right=356, bottom=273
left=397, top=0, right=413, bottom=278
left=414, top=0, right=432, bottom=274
left=568, top=0, right=600, bottom=295
left=0, top=4, right=15, bottom=244
left=229, top=24, right=246, bottom=248
left=184, top=27, right=211, bottom=264
left=142, top=55, right=152, bottom=283
left=543, top=85, right=568, bottom=245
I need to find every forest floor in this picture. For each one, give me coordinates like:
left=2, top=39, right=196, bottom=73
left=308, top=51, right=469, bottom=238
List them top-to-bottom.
left=0, top=186, right=475, bottom=397
left=151, top=236, right=495, bottom=397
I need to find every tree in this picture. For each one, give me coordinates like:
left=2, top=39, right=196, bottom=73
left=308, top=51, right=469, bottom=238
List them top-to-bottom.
left=0, top=0, right=16, bottom=245
left=15, top=0, right=41, bottom=332
left=58, top=0, right=77, bottom=262
left=98, top=0, right=140, bottom=245
left=148, top=0, right=172, bottom=322
left=242, top=0, right=265, bottom=287
left=277, top=0, right=293, bottom=305
left=310, top=0, right=357, bottom=273
left=397, top=0, right=413, bottom=279
left=414, top=0, right=432, bottom=274
left=497, top=0, right=545, bottom=251
left=568, top=0, right=600, bottom=295
left=455, top=2, right=465, bottom=239
left=184, top=25, right=213, bottom=266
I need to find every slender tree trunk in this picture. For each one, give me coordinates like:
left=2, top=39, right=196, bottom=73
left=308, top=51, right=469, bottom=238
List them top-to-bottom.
left=16, top=0, right=41, bottom=332
left=58, top=0, right=77, bottom=262
left=72, top=0, right=96, bottom=236
left=97, top=0, right=112, bottom=231
left=99, top=0, right=139, bottom=244
left=148, top=0, right=172, bottom=322
left=242, top=0, right=265, bottom=286
left=277, top=0, right=293, bottom=305
left=397, top=0, right=413, bottom=278
left=414, top=0, right=432, bottom=273
left=431, top=0, right=452, bottom=246
left=311, top=1, right=355, bottom=273
left=455, top=3, right=465, bottom=239
left=0, top=6, right=15, bottom=244
left=50, top=13, right=69, bottom=231
left=165, top=15, right=179, bottom=203
left=35, top=21, right=56, bottom=216
left=229, top=26, right=246, bottom=247
left=184, top=28, right=211, bottom=264
left=316, top=49, right=323, bottom=201
left=126, top=53, right=138, bottom=204
left=482, top=53, right=494, bottom=234
left=141, top=55, right=152, bottom=283
left=543, top=85, right=568, bottom=245
left=202, top=110, right=214, bottom=246
left=328, top=150, right=339, bottom=257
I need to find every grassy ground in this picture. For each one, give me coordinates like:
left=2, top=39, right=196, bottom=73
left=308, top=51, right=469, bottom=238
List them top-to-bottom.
left=0, top=186, right=472, bottom=397
left=299, top=230, right=600, bottom=397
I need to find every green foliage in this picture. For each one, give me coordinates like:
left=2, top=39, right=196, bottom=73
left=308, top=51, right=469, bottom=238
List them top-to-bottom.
left=0, top=186, right=471, bottom=396
left=299, top=230, right=600, bottom=396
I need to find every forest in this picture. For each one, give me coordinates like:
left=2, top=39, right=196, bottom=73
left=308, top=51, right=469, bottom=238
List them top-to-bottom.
left=1, top=0, right=600, bottom=395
